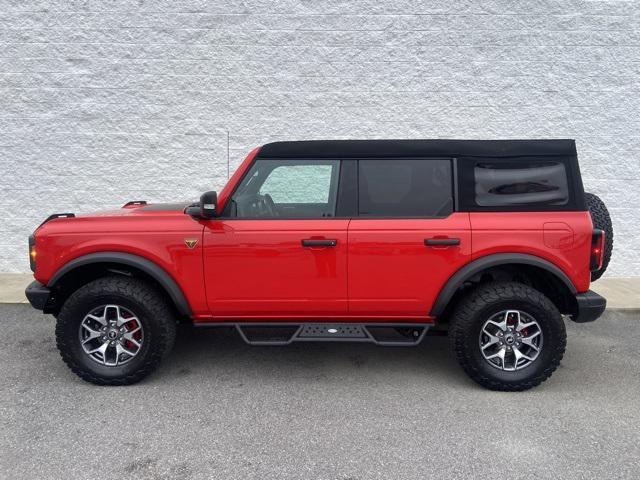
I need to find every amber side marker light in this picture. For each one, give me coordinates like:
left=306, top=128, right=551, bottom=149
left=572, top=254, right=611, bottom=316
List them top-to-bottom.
left=590, top=229, right=605, bottom=271
left=28, top=234, right=36, bottom=272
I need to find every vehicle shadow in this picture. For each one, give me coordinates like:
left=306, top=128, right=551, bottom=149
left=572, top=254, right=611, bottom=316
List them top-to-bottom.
left=161, top=324, right=470, bottom=386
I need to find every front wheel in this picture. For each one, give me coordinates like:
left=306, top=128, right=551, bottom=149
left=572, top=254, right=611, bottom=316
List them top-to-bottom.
left=55, top=276, right=177, bottom=385
left=450, top=282, right=566, bottom=391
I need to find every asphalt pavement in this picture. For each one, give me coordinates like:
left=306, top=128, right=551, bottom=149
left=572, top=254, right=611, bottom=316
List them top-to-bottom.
left=1, top=305, right=639, bottom=480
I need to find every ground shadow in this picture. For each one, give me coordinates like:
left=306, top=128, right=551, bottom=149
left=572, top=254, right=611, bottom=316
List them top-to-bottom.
left=160, top=324, right=469, bottom=386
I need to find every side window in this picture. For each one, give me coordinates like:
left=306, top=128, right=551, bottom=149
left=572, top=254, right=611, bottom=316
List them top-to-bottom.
left=230, top=159, right=340, bottom=218
left=358, top=159, right=453, bottom=217
left=474, top=161, right=569, bottom=206
left=260, top=164, right=334, bottom=203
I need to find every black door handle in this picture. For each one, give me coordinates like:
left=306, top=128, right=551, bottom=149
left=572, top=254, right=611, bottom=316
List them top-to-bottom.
left=425, top=238, right=460, bottom=246
left=301, top=239, right=337, bottom=247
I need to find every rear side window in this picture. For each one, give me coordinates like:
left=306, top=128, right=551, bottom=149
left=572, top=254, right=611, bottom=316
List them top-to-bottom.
left=457, top=156, right=584, bottom=211
left=358, top=159, right=453, bottom=217
left=474, top=161, right=569, bottom=207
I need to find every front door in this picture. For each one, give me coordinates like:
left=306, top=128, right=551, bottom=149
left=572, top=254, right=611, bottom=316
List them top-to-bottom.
left=203, top=158, right=348, bottom=318
left=348, top=158, right=472, bottom=318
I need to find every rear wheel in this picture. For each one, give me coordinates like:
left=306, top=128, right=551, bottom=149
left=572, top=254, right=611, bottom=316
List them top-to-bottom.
left=585, top=192, right=613, bottom=281
left=56, top=276, right=177, bottom=385
left=450, top=282, right=566, bottom=391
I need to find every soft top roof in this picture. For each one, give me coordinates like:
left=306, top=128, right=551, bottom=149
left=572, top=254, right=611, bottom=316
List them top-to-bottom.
left=258, top=139, right=576, bottom=159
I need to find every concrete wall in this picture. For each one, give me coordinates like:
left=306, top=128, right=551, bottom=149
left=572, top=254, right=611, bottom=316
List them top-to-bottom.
left=1, top=0, right=638, bottom=275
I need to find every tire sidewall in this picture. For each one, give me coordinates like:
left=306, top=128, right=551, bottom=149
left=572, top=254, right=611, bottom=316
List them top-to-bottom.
left=585, top=192, right=613, bottom=281
left=58, top=288, right=161, bottom=381
left=462, top=298, right=564, bottom=385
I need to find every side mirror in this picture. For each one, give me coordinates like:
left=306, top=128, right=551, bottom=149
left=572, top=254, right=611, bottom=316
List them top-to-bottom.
left=185, top=191, right=218, bottom=219
left=199, top=191, right=217, bottom=218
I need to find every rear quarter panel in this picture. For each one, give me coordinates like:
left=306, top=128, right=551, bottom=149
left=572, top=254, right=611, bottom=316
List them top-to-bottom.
left=470, top=212, right=593, bottom=292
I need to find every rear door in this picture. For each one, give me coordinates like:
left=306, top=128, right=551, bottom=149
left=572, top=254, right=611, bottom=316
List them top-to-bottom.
left=348, top=158, right=471, bottom=318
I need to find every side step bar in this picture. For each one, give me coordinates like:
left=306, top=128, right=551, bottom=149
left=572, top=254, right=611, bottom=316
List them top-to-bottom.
left=195, top=323, right=432, bottom=347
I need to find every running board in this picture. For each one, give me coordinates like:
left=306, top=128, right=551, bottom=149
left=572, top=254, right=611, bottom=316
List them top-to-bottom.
left=226, top=323, right=431, bottom=346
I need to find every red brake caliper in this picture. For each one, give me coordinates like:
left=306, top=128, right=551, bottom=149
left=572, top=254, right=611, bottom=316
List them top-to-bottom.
left=124, top=318, right=142, bottom=350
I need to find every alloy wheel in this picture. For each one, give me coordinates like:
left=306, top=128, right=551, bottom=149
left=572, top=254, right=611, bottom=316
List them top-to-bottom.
left=78, top=305, right=144, bottom=367
left=478, top=310, right=543, bottom=371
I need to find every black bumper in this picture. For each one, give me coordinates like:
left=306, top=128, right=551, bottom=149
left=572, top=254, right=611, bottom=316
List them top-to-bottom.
left=25, top=281, right=51, bottom=311
left=570, top=290, right=607, bottom=323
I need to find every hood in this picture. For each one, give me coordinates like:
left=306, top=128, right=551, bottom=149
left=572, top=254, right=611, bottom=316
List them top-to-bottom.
left=35, top=201, right=197, bottom=234
left=75, top=202, right=193, bottom=218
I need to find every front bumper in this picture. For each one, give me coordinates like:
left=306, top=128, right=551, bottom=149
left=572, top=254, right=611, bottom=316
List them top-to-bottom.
left=25, top=281, right=51, bottom=311
left=570, top=290, right=607, bottom=323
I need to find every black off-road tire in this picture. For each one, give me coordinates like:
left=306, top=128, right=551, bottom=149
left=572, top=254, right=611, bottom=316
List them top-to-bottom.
left=585, top=192, right=613, bottom=281
left=55, top=276, right=177, bottom=385
left=450, top=282, right=566, bottom=391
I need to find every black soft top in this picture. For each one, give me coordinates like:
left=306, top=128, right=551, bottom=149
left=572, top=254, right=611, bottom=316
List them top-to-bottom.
left=258, top=139, right=576, bottom=159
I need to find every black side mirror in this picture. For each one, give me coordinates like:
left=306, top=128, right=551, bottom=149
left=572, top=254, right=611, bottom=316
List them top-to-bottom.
left=185, top=191, right=218, bottom=219
left=199, top=191, right=217, bottom=218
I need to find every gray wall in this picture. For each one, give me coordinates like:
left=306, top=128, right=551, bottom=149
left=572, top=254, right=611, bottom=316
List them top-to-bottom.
left=1, top=0, right=639, bottom=275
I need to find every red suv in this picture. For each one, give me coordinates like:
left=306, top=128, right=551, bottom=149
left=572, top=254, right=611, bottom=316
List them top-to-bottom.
left=25, top=140, right=612, bottom=390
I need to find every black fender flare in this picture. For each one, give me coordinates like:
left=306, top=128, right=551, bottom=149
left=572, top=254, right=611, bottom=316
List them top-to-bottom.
left=47, top=252, right=192, bottom=316
left=429, top=253, right=577, bottom=317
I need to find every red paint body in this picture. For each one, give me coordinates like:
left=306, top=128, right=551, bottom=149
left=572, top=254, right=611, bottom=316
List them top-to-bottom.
left=32, top=148, right=594, bottom=323
left=347, top=214, right=472, bottom=317
left=203, top=219, right=350, bottom=317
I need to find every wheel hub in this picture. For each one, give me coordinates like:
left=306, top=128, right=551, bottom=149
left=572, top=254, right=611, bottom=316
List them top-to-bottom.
left=79, top=305, right=144, bottom=367
left=478, top=310, right=543, bottom=371
left=107, top=328, right=119, bottom=340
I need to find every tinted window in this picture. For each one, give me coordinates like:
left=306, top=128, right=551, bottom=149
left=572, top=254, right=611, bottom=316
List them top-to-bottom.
left=230, top=159, right=340, bottom=218
left=358, top=159, right=453, bottom=217
left=474, top=161, right=568, bottom=206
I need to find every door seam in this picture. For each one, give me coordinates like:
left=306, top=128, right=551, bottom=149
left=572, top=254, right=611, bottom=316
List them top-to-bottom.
left=346, top=218, right=352, bottom=314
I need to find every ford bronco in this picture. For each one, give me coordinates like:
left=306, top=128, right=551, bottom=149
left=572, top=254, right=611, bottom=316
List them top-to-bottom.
left=25, top=140, right=612, bottom=390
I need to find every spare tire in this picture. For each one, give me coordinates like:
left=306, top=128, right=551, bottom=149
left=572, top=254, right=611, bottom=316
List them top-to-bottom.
left=585, top=192, right=613, bottom=281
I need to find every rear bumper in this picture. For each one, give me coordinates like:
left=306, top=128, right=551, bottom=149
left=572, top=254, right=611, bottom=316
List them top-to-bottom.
left=25, top=281, right=51, bottom=311
left=570, top=290, right=607, bottom=323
